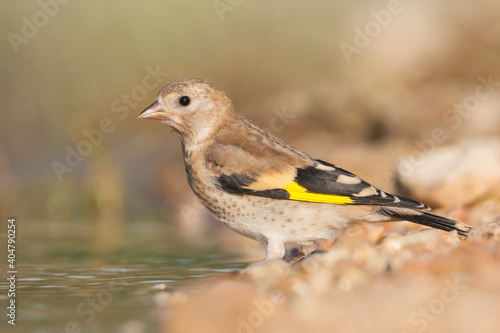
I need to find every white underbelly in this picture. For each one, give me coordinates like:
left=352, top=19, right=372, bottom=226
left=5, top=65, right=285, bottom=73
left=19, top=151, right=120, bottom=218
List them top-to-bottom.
left=201, top=190, right=362, bottom=246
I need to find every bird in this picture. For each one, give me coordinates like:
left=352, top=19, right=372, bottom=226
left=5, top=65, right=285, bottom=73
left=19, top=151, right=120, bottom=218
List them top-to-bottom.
left=138, top=77, right=474, bottom=264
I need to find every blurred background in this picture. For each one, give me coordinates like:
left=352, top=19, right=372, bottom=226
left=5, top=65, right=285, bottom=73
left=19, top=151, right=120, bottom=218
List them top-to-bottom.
left=1, top=0, right=500, bottom=332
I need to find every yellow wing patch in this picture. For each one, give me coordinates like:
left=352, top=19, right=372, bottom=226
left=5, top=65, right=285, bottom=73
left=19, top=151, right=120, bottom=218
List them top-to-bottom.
left=283, top=181, right=353, bottom=204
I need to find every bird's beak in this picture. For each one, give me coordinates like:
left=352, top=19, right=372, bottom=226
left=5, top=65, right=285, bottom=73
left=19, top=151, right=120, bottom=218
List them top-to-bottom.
left=138, top=100, right=168, bottom=120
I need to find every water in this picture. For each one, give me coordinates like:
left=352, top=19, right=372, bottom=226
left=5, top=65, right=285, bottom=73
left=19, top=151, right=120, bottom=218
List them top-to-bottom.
left=0, top=218, right=255, bottom=333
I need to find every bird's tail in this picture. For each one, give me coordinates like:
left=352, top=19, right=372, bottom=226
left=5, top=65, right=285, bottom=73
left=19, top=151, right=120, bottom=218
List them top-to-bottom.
left=379, top=207, right=474, bottom=237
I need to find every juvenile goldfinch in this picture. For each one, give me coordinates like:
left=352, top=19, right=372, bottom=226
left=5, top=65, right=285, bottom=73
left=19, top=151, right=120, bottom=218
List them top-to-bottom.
left=139, top=77, right=473, bottom=263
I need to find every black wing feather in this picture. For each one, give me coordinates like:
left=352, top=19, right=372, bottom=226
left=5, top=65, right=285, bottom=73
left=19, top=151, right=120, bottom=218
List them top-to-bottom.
left=215, top=158, right=429, bottom=210
left=295, top=160, right=429, bottom=209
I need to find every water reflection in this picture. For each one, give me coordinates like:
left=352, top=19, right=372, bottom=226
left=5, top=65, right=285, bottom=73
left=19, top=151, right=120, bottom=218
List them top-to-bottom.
left=2, top=219, right=257, bottom=333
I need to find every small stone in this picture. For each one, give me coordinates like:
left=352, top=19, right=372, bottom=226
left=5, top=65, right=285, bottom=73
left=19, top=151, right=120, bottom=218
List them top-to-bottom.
left=395, top=139, right=500, bottom=207
left=469, top=220, right=500, bottom=241
left=403, top=228, right=447, bottom=252
left=443, top=230, right=461, bottom=248
left=379, top=233, right=405, bottom=253
left=242, top=259, right=290, bottom=290
left=151, top=283, right=168, bottom=290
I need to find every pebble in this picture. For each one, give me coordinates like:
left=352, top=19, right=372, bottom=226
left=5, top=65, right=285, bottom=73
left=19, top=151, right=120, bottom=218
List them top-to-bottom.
left=395, top=139, right=500, bottom=207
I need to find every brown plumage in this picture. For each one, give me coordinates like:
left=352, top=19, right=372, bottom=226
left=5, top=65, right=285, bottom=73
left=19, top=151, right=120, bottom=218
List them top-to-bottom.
left=138, top=77, right=473, bottom=263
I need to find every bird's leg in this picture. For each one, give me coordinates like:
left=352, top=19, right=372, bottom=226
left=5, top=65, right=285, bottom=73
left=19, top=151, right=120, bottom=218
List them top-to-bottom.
left=265, top=239, right=285, bottom=260
left=240, top=240, right=285, bottom=273
left=286, top=244, right=316, bottom=265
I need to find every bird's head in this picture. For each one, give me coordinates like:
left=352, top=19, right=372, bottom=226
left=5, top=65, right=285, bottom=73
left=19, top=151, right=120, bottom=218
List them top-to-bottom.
left=138, top=77, right=234, bottom=143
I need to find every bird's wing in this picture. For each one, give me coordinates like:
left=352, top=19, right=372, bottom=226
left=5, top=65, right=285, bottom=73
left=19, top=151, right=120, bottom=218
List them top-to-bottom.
left=206, top=144, right=429, bottom=210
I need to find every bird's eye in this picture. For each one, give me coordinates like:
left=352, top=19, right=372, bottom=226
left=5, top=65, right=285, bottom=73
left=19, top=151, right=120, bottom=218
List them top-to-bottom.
left=179, top=96, right=190, bottom=106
